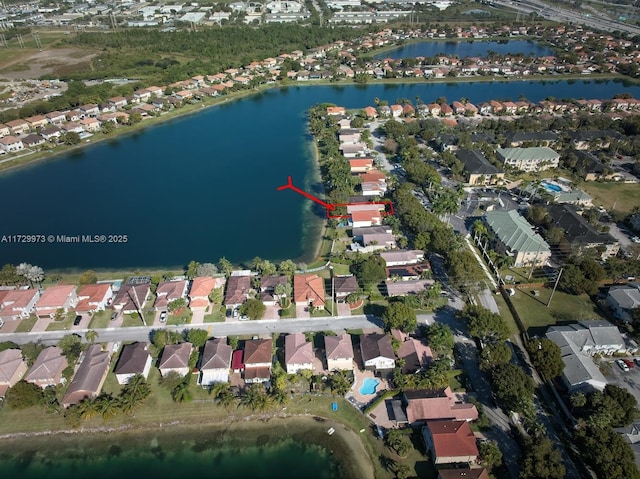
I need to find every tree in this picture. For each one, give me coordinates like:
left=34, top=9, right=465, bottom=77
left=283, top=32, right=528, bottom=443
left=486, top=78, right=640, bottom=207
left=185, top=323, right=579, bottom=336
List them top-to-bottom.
left=62, top=131, right=81, bottom=145
left=352, top=255, right=386, bottom=289
left=218, top=257, right=233, bottom=277
left=278, top=259, right=297, bottom=276
left=186, top=260, right=200, bottom=280
left=196, top=263, right=218, bottom=277
left=26, top=265, right=45, bottom=287
left=78, top=270, right=98, bottom=284
left=240, top=298, right=266, bottom=320
left=382, top=302, right=417, bottom=333
left=457, top=305, right=509, bottom=342
left=423, top=323, right=454, bottom=353
left=187, top=328, right=209, bottom=348
left=151, top=329, right=182, bottom=351
left=85, top=330, right=99, bottom=344
left=59, top=334, right=83, bottom=362
left=525, top=338, right=564, bottom=380
left=478, top=341, right=512, bottom=370
left=491, top=363, right=535, bottom=413
left=329, top=370, right=352, bottom=395
left=159, top=371, right=184, bottom=392
left=119, top=374, right=151, bottom=413
left=171, top=379, right=193, bottom=403
left=4, top=380, right=44, bottom=409
left=241, top=384, right=272, bottom=411
left=603, top=384, right=638, bottom=427
left=569, top=392, right=587, bottom=412
left=95, top=393, right=120, bottom=419
left=575, top=424, right=640, bottom=479
left=385, top=429, right=412, bottom=458
left=519, top=437, right=565, bottom=479
left=479, top=440, right=503, bottom=471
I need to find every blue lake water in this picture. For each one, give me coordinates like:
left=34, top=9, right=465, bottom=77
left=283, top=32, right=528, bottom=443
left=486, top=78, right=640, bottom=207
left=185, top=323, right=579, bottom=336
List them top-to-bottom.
left=373, top=40, right=554, bottom=60
left=1, top=79, right=639, bottom=270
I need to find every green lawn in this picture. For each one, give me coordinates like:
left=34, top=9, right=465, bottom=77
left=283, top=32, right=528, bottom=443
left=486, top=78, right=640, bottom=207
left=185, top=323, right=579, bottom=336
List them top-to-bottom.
left=581, top=181, right=640, bottom=214
left=508, top=287, right=602, bottom=333
left=493, top=293, right=521, bottom=336
left=204, top=308, right=226, bottom=323
left=167, top=309, right=192, bottom=326
left=88, top=310, right=111, bottom=329
left=46, top=312, right=75, bottom=331
left=121, top=313, right=149, bottom=328
left=15, top=315, right=37, bottom=333
left=447, top=369, right=466, bottom=392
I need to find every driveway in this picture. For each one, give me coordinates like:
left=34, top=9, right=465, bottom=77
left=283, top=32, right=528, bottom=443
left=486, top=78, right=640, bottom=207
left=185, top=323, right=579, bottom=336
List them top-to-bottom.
left=295, top=304, right=310, bottom=318
left=191, top=309, right=206, bottom=324
left=31, top=316, right=51, bottom=333
left=603, top=358, right=640, bottom=404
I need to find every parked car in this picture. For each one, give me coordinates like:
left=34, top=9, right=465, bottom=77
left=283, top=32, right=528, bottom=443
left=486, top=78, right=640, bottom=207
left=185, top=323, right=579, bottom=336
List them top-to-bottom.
left=110, top=311, right=117, bottom=321
left=159, top=311, right=167, bottom=323
left=73, top=315, right=82, bottom=326
left=634, top=358, right=640, bottom=367
left=616, top=359, right=630, bottom=372
left=624, top=359, right=635, bottom=369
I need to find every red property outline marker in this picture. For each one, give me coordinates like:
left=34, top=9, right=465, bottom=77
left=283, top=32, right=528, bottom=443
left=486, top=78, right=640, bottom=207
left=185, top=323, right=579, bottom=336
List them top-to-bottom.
left=277, top=176, right=394, bottom=218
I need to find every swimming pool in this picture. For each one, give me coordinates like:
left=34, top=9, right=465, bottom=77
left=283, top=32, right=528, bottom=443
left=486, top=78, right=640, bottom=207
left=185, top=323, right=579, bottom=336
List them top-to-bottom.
left=541, top=181, right=562, bottom=193
left=360, top=378, right=380, bottom=395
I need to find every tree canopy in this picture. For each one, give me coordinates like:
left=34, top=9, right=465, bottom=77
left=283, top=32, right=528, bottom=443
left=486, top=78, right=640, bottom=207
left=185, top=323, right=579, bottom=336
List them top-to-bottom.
left=382, top=302, right=417, bottom=333
left=457, top=305, right=509, bottom=342
left=525, top=338, right=564, bottom=380
left=491, top=363, right=535, bottom=413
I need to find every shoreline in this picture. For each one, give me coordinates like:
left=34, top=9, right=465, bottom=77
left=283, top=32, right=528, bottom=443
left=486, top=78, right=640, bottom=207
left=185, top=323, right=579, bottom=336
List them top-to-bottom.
left=0, top=414, right=375, bottom=479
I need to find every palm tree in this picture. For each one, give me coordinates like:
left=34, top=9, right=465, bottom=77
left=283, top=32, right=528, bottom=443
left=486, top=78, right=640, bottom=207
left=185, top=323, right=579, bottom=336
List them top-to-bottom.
left=218, top=257, right=233, bottom=277
left=26, top=265, right=45, bottom=288
left=85, top=330, right=98, bottom=344
left=120, top=374, right=152, bottom=413
left=171, top=380, right=193, bottom=403
left=241, top=384, right=272, bottom=412
left=218, top=389, right=237, bottom=409
left=96, top=393, right=120, bottom=419
left=78, top=398, right=100, bottom=420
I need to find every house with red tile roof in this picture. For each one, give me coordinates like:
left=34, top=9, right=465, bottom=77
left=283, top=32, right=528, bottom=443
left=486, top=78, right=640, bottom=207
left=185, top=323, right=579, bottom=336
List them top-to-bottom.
left=390, top=104, right=403, bottom=117
left=327, top=106, right=346, bottom=115
left=364, top=106, right=378, bottom=119
left=349, top=158, right=373, bottom=173
left=351, top=210, right=382, bottom=228
left=293, top=274, right=325, bottom=309
left=190, top=276, right=224, bottom=310
left=154, top=280, right=188, bottom=311
left=75, top=283, right=113, bottom=313
left=34, top=285, right=77, bottom=318
left=0, top=288, right=40, bottom=320
left=285, top=333, right=314, bottom=374
left=325, top=333, right=354, bottom=371
left=199, top=338, right=232, bottom=386
left=243, top=338, right=272, bottom=384
left=114, top=342, right=152, bottom=385
left=158, top=342, right=193, bottom=378
left=62, top=344, right=111, bottom=407
left=25, top=346, right=67, bottom=389
left=0, top=349, right=28, bottom=398
left=404, top=387, right=478, bottom=425
left=422, top=419, right=479, bottom=465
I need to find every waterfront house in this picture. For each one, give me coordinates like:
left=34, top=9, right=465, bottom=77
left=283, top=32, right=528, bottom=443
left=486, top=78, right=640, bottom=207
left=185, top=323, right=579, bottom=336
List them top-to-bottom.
left=146, top=86, right=164, bottom=97
left=133, top=89, right=152, bottom=103
left=108, top=96, right=128, bottom=109
left=79, top=104, right=100, bottom=117
left=327, top=106, right=345, bottom=115
left=364, top=106, right=378, bottom=119
left=65, top=109, right=82, bottom=122
left=44, top=111, right=66, bottom=125
left=25, top=115, right=48, bottom=130
left=80, top=117, right=101, bottom=132
left=6, top=119, right=29, bottom=135
left=22, top=134, right=45, bottom=148
left=0, top=136, right=24, bottom=153
left=496, top=147, right=560, bottom=172
left=455, top=149, right=505, bottom=186
left=545, top=204, right=620, bottom=260
left=351, top=210, right=382, bottom=228
left=483, top=210, right=551, bottom=267
left=380, top=250, right=424, bottom=267
left=224, top=272, right=251, bottom=310
left=293, top=274, right=325, bottom=309
left=259, top=275, right=288, bottom=305
left=334, top=275, right=358, bottom=302
left=189, top=276, right=220, bottom=311
left=154, top=280, right=188, bottom=311
left=75, top=283, right=113, bottom=313
left=112, top=283, right=151, bottom=314
left=607, top=283, right=640, bottom=324
left=34, top=285, right=77, bottom=319
left=0, top=288, right=39, bottom=320
left=285, top=333, right=314, bottom=374
left=324, top=333, right=354, bottom=371
left=360, top=333, right=395, bottom=372
left=198, top=338, right=232, bottom=386
left=243, top=338, right=272, bottom=384
left=397, top=338, right=433, bottom=374
left=114, top=342, right=152, bottom=385
left=158, top=342, right=193, bottom=378
left=62, top=344, right=111, bottom=407
left=25, top=346, right=67, bottom=389
left=0, top=349, right=28, bottom=398
left=404, top=387, right=478, bottom=425
left=422, top=420, right=479, bottom=466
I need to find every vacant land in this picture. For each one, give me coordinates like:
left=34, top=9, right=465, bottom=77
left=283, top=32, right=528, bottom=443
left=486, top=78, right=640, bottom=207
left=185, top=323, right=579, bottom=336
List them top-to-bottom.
left=581, top=181, right=640, bottom=214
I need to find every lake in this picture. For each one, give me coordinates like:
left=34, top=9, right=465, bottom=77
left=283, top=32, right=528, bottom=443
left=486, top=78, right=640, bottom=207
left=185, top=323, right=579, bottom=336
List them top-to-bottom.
left=373, top=39, right=554, bottom=60
left=1, top=79, right=639, bottom=270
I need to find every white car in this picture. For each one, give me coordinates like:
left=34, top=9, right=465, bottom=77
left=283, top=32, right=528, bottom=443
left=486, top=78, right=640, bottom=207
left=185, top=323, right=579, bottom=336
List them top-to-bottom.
left=159, top=311, right=167, bottom=322
left=616, top=359, right=630, bottom=372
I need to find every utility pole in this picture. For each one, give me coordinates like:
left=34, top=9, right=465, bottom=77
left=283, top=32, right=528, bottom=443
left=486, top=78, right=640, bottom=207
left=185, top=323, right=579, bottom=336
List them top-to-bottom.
left=547, top=267, right=563, bottom=307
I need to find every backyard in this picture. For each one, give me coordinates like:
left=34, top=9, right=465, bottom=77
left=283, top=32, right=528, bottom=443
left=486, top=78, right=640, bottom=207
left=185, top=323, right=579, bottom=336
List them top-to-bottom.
left=581, top=181, right=640, bottom=214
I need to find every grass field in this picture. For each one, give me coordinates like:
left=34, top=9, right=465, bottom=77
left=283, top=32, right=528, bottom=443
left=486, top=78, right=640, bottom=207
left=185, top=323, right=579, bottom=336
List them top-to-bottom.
left=580, top=181, right=640, bottom=214
left=88, top=310, right=111, bottom=329
left=46, top=312, right=76, bottom=331
left=14, top=315, right=37, bottom=333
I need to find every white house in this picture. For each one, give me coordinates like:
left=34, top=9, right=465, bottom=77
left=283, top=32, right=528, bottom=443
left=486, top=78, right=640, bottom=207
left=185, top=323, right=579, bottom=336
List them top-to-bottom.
left=0, top=136, right=24, bottom=152
left=380, top=250, right=424, bottom=267
left=284, top=333, right=314, bottom=374
left=324, top=333, right=354, bottom=371
left=360, top=333, right=395, bottom=371
left=198, top=338, right=232, bottom=386
left=113, top=342, right=152, bottom=385
left=158, top=342, right=192, bottom=378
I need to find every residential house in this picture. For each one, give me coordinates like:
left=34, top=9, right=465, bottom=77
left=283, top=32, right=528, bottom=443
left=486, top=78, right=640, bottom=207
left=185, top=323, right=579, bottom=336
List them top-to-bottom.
left=146, top=86, right=164, bottom=97
left=133, top=89, right=152, bottom=103
left=108, top=96, right=128, bottom=109
left=79, top=104, right=100, bottom=117
left=327, top=106, right=346, bottom=115
left=364, top=106, right=378, bottom=119
left=45, top=111, right=67, bottom=124
left=25, top=115, right=48, bottom=130
left=80, top=117, right=101, bottom=132
left=6, top=119, right=29, bottom=135
left=0, top=123, right=9, bottom=137
left=40, top=126, right=62, bottom=141
left=505, top=131, right=559, bottom=147
left=21, top=134, right=45, bottom=148
left=0, top=136, right=24, bottom=153
left=341, top=143, right=367, bottom=158
left=496, top=147, right=560, bottom=172
left=455, top=149, right=505, bottom=186
left=349, top=158, right=373, bottom=173
left=545, top=204, right=620, bottom=260
left=351, top=210, right=382, bottom=228
left=484, top=210, right=551, bottom=267
left=352, top=225, right=396, bottom=252
left=381, top=250, right=424, bottom=266
left=386, top=263, right=430, bottom=282
left=224, top=272, right=251, bottom=310
left=293, top=274, right=325, bottom=309
left=259, top=275, right=288, bottom=305
left=334, top=275, right=358, bottom=302
left=189, top=276, right=222, bottom=311
left=385, top=279, right=434, bottom=297
left=154, top=280, right=188, bottom=311
left=75, top=283, right=112, bottom=313
left=111, top=283, right=151, bottom=314
left=608, top=283, right=640, bottom=323
left=34, top=285, right=77, bottom=319
left=0, top=288, right=39, bottom=320
left=546, top=320, right=630, bottom=392
left=285, top=333, right=314, bottom=374
left=324, top=333, right=354, bottom=371
left=360, top=333, right=395, bottom=372
left=198, top=338, right=232, bottom=386
left=243, top=338, right=272, bottom=384
left=397, top=338, right=433, bottom=374
left=113, top=342, right=153, bottom=385
left=158, top=342, right=193, bottom=378
left=61, top=344, right=111, bottom=407
left=24, top=346, right=67, bottom=389
left=0, top=349, right=28, bottom=398
left=404, top=387, right=478, bottom=425
left=422, top=420, right=479, bottom=465
left=438, top=468, right=489, bottom=479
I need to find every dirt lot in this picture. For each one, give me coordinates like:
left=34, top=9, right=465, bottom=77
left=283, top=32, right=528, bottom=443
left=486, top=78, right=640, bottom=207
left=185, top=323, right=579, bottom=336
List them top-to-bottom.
left=0, top=47, right=96, bottom=80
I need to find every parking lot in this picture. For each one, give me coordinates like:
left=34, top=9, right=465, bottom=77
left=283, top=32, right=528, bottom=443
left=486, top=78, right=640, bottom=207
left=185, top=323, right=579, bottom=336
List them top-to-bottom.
left=603, top=358, right=640, bottom=404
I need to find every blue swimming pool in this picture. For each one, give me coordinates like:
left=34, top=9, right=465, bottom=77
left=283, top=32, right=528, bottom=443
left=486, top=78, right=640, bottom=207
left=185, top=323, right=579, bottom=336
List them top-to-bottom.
left=541, top=181, right=562, bottom=193
left=360, top=378, right=380, bottom=395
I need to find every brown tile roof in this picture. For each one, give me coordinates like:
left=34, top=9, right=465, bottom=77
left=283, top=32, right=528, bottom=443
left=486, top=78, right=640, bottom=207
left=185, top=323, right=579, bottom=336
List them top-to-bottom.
left=293, top=274, right=325, bottom=306
left=224, top=275, right=251, bottom=306
left=260, top=275, right=288, bottom=291
left=334, top=276, right=358, bottom=296
left=154, top=280, right=187, bottom=309
left=112, top=284, right=150, bottom=312
left=285, top=333, right=313, bottom=365
left=360, top=333, right=394, bottom=362
left=324, top=334, right=354, bottom=360
left=200, top=338, right=232, bottom=370
left=244, top=339, right=272, bottom=365
left=397, top=339, right=433, bottom=373
left=114, top=342, right=151, bottom=375
left=158, top=343, right=192, bottom=370
left=62, top=344, right=110, bottom=406
left=25, top=346, right=67, bottom=387
left=0, top=349, right=26, bottom=384
left=244, top=365, right=271, bottom=381
left=405, top=387, right=478, bottom=423
left=426, top=420, right=478, bottom=459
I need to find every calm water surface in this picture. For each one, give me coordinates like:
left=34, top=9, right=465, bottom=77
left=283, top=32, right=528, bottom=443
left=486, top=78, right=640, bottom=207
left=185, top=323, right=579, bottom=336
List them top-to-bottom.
left=1, top=80, right=639, bottom=270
